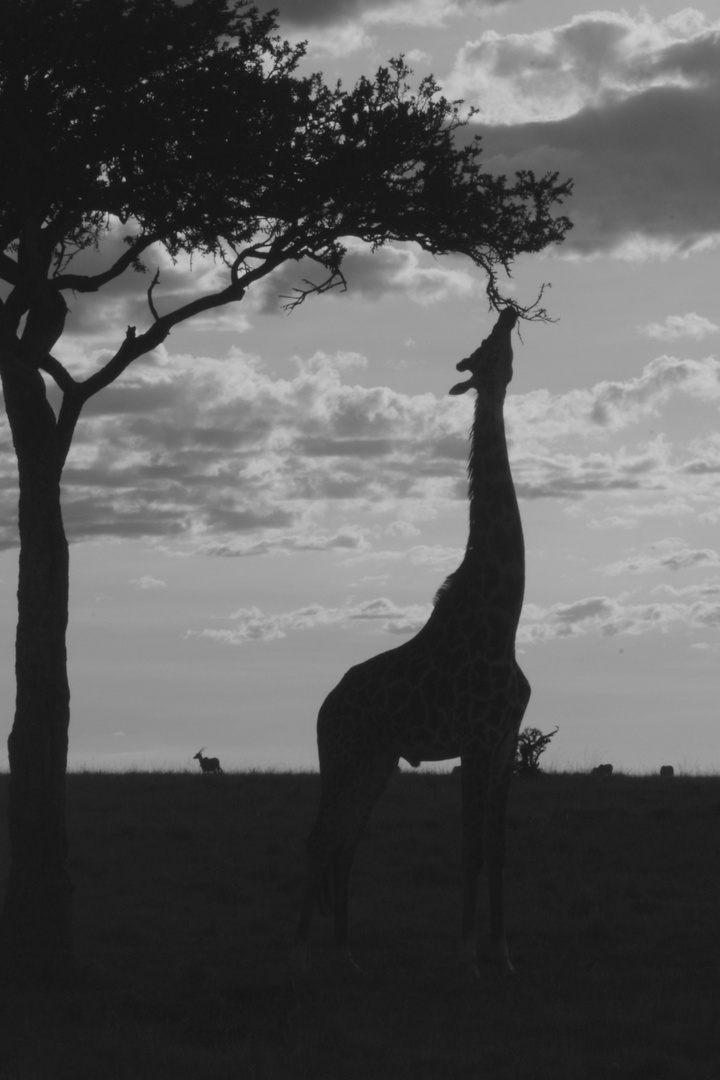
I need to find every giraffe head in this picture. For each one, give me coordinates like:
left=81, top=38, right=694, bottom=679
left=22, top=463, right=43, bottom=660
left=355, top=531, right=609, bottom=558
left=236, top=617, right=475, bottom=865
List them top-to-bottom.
left=448, top=307, right=519, bottom=397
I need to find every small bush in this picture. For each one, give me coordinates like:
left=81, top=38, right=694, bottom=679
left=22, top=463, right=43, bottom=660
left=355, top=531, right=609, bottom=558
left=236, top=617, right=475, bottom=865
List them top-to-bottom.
left=514, top=726, right=559, bottom=777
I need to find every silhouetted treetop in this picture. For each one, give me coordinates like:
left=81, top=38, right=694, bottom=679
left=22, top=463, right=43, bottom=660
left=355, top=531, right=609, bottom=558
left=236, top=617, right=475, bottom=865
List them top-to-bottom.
left=1, top=0, right=572, bottom=336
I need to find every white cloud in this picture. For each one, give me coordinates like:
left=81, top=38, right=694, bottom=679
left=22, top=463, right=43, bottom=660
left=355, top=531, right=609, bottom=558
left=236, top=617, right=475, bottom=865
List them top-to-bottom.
left=247, top=0, right=515, bottom=55
left=254, top=0, right=510, bottom=30
left=364, top=0, right=496, bottom=29
left=446, top=10, right=720, bottom=125
left=448, top=11, right=720, bottom=257
left=296, top=20, right=372, bottom=57
left=405, top=48, right=432, bottom=66
left=256, top=241, right=479, bottom=314
left=640, top=313, right=719, bottom=341
left=5, top=341, right=720, bottom=553
left=2, top=346, right=473, bottom=548
left=503, top=355, right=720, bottom=519
left=510, top=356, right=720, bottom=442
left=513, top=438, right=672, bottom=503
left=587, top=495, right=703, bottom=531
left=385, top=519, right=421, bottom=538
left=198, top=526, right=370, bottom=558
left=599, top=538, right=720, bottom=576
left=342, top=542, right=463, bottom=570
left=130, top=575, right=168, bottom=590
left=653, top=577, right=720, bottom=601
left=195, top=578, right=720, bottom=648
left=519, top=591, right=720, bottom=643
left=191, top=595, right=433, bottom=644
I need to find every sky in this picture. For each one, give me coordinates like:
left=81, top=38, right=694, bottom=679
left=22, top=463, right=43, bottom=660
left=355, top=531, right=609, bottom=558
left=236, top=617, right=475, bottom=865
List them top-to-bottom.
left=2, top=1, right=720, bottom=773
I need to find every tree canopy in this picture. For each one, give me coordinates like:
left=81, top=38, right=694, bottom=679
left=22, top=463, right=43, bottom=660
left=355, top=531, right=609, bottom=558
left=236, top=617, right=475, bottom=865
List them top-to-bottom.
left=1, top=0, right=572, bottom=404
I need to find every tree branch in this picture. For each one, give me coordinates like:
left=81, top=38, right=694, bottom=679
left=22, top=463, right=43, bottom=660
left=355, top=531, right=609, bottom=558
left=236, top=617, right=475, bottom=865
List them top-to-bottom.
left=50, top=233, right=159, bottom=294
left=0, top=253, right=19, bottom=287
left=147, top=268, right=161, bottom=322
left=77, top=325, right=141, bottom=402
left=38, top=353, right=78, bottom=394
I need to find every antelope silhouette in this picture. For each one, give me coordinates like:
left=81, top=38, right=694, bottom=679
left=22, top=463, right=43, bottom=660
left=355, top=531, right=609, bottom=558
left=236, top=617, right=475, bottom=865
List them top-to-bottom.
left=194, top=748, right=222, bottom=774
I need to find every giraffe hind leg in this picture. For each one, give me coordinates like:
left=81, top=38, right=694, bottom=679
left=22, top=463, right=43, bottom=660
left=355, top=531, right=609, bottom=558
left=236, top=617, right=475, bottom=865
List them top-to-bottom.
left=484, top=682, right=530, bottom=975
left=294, top=749, right=397, bottom=970
left=331, top=749, right=398, bottom=965
left=294, top=811, right=336, bottom=958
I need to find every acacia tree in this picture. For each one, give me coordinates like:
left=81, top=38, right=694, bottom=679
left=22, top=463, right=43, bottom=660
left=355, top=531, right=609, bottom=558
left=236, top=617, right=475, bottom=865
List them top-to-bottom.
left=0, top=0, right=572, bottom=983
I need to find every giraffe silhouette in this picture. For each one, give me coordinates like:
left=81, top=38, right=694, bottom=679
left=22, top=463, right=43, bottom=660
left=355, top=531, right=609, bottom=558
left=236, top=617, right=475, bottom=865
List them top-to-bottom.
left=294, top=307, right=530, bottom=975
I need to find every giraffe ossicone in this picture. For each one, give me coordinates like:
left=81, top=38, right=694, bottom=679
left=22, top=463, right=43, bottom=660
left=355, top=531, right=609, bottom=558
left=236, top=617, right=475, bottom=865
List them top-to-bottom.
left=294, top=307, right=530, bottom=977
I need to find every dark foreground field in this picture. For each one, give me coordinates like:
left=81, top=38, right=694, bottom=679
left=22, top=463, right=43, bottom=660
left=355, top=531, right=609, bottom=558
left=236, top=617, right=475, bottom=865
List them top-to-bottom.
left=0, top=769, right=718, bottom=1079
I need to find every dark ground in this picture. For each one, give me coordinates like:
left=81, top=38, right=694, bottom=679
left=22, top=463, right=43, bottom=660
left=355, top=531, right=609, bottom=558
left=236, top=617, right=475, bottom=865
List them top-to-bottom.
left=0, top=769, right=718, bottom=1079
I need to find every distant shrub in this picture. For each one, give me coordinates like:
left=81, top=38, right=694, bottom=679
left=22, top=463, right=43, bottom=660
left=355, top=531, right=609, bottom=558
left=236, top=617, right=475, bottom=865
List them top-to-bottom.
left=514, top=726, right=559, bottom=777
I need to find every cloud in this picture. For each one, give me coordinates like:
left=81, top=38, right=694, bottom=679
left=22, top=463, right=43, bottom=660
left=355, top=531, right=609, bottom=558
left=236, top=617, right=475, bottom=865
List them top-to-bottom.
left=254, top=0, right=510, bottom=31
left=255, top=0, right=370, bottom=28
left=247, top=1, right=519, bottom=56
left=446, top=10, right=719, bottom=124
left=448, top=11, right=720, bottom=257
left=405, top=48, right=432, bottom=66
left=256, top=241, right=478, bottom=314
left=640, top=313, right=719, bottom=341
left=4, top=341, right=720, bottom=553
left=0, top=346, right=475, bottom=548
left=505, top=355, right=720, bottom=513
left=509, top=355, right=720, bottom=442
left=587, top=356, right=720, bottom=426
left=513, top=440, right=671, bottom=503
left=198, top=526, right=370, bottom=557
left=600, top=538, right=720, bottom=576
left=341, top=542, right=463, bottom=571
left=129, top=576, right=168, bottom=590
left=653, top=577, right=720, bottom=599
left=195, top=580, right=720, bottom=647
left=519, top=592, right=720, bottom=643
left=191, top=595, right=433, bottom=644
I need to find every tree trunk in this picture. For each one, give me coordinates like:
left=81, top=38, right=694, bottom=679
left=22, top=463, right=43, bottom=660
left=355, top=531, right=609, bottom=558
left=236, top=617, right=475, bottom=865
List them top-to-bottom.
left=0, top=360, right=73, bottom=984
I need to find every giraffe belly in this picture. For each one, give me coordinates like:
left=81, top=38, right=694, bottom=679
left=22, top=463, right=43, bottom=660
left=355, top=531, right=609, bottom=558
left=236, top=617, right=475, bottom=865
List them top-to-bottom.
left=317, top=637, right=517, bottom=767
left=391, top=720, right=461, bottom=764
left=400, top=743, right=461, bottom=767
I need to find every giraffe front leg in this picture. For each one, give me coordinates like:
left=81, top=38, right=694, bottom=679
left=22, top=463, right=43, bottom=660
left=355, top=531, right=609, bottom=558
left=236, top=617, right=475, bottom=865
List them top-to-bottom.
left=485, top=676, right=529, bottom=976
left=460, top=752, right=485, bottom=978
left=485, top=770, right=516, bottom=975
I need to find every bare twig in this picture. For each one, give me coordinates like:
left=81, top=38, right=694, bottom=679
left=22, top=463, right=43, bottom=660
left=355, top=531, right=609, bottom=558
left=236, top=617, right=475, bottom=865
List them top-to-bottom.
left=280, top=267, right=347, bottom=312
left=488, top=281, right=556, bottom=335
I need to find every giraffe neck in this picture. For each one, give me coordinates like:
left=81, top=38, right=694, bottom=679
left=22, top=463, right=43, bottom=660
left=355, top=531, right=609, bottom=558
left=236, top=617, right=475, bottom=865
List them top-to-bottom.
left=464, top=386, right=525, bottom=616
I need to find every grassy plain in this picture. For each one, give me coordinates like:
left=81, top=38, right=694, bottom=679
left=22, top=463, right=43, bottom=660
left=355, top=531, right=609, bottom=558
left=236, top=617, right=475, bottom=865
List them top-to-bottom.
left=0, top=769, right=718, bottom=1079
